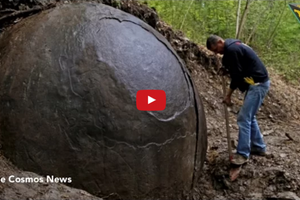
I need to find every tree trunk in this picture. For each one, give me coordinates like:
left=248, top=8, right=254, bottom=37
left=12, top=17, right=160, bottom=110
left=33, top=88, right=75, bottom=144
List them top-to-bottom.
left=171, top=0, right=175, bottom=25
left=180, top=0, right=195, bottom=30
left=235, top=0, right=241, bottom=38
left=236, top=0, right=251, bottom=39
left=267, top=1, right=286, bottom=48
left=246, top=6, right=268, bottom=44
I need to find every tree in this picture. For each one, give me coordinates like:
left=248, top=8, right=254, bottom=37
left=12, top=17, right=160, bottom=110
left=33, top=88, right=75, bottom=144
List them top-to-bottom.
left=180, top=0, right=195, bottom=30
left=235, top=0, right=241, bottom=38
left=236, top=0, right=251, bottom=39
left=267, top=2, right=286, bottom=48
left=246, top=6, right=268, bottom=44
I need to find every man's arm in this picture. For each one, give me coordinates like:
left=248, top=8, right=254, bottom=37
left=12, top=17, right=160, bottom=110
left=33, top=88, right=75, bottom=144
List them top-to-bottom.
left=223, top=48, right=244, bottom=105
left=228, top=50, right=244, bottom=92
left=223, top=88, right=234, bottom=106
left=226, top=88, right=234, bottom=98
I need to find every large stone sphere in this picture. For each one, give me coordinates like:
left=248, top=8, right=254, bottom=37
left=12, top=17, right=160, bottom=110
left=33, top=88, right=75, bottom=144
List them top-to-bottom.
left=0, top=3, right=207, bottom=199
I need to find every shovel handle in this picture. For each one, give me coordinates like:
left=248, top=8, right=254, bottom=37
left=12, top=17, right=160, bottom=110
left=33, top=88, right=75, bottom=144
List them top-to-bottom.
left=221, top=75, right=232, bottom=161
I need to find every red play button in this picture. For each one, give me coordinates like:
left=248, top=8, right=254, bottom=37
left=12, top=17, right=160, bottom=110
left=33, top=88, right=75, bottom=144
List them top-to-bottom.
left=136, top=90, right=166, bottom=111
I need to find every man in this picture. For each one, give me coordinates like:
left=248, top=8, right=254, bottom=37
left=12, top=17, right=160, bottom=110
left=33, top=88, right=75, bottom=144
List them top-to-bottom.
left=206, top=35, right=271, bottom=165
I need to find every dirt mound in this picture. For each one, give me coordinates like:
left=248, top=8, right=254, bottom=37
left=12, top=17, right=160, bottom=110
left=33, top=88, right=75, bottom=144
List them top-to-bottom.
left=0, top=0, right=300, bottom=200
left=0, top=155, right=103, bottom=200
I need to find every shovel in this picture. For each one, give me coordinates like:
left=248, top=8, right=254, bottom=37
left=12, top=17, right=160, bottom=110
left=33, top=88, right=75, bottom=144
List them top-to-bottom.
left=221, top=75, right=241, bottom=181
left=221, top=75, right=232, bottom=161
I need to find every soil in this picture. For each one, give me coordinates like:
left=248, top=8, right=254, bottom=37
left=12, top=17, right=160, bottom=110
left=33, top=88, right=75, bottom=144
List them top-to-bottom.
left=0, top=0, right=300, bottom=200
left=0, top=155, right=103, bottom=200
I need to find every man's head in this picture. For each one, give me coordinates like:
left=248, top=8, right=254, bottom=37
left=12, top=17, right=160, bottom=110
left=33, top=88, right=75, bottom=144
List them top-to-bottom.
left=206, top=35, right=225, bottom=54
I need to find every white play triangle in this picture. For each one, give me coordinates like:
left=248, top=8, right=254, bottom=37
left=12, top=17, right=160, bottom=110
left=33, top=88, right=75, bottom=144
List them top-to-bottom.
left=148, top=96, right=156, bottom=104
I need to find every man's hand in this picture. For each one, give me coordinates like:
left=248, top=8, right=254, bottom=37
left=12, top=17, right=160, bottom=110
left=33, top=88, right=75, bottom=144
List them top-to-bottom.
left=217, top=66, right=229, bottom=76
left=223, top=95, right=233, bottom=106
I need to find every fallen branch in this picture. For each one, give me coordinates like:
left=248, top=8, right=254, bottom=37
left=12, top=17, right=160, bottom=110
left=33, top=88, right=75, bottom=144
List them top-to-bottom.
left=0, top=3, right=56, bottom=27
left=0, top=9, right=17, bottom=13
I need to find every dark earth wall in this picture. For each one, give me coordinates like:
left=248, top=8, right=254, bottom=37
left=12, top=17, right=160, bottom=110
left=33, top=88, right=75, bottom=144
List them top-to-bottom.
left=0, top=0, right=55, bottom=9
left=0, top=3, right=207, bottom=199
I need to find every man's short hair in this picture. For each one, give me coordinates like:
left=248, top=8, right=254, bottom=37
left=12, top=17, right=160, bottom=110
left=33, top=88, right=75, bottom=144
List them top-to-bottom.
left=206, top=35, right=223, bottom=50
